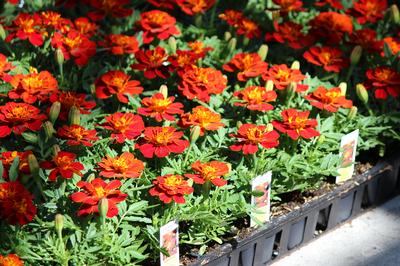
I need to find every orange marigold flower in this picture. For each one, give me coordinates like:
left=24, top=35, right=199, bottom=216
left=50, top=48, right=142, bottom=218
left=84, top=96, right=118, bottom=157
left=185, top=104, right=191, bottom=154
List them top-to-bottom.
left=87, top=0, right=132, bottom=21
left=147, top=0, right=176, bottom=9
left=176, top=0, right=216, bottom=15
left=272, top=0, right=304, bottom=13
left=314, top=0, right=343, bottom=9
left=347, top=0, right=387, bottom=24
left=137, top=10, right=180, bottom=44
left=219, top=10, right=243, bottom=27
left=40, top=11, right=71, bottom=32
left=309, top=12, right=353, bottom=44
left=5, top=13, right=45, bottom=46
left=74, top=17, right=98, bottom=37
left=237, top=17, right=261, bottom=39
left=265, top=21, right=313, bottom=49
left=349, top=29, right=383, bottom=53
left=51, top=30, right=96, bottom=66
left=100, top=34, right=139, bottom=55
left=382, top=37, right=400, bottom=57
left=188, top=41, right=213, bottom=57
left=303, top=46, right=349, bottom=73
left=131, top=47, right=171, bottom=79
left=168, top=50, right=200, bottom=75
left=0, top=53, right=14, bottom=82
left=223, top=53, right=268, bottom=81
left=263, top=64, right=307, bottom=92
left=178, top=65, right=227, bottom=102
left=364, top=66, right=400, bottom=99
left=8, top=69, right=58, bottom=104
left=95, top=70, right=143, bottom=103
left=233, top=86, right=277, bottom=111
left=305, top=86, right=353, bottom=112
left=49, top=91, right=96, bottom=121
left=138, top=92, right=184, bottom=122
left=0, top=102, right=47, bottom=138
left=179, top=106, right=225, bottom=135
left=272, top=109, right=320, bottom=140
left=99, top=112, right=144, bottom=143
left=229, top=123, right=280, bottom=154
left=57, top=124, right=99, bottom=147
left=136, top=126, right=189, bottom=158
left=0, top=151, right=32, bottom=180
left=41, top=151, right=84, bottom=182
left=98, top=152, right=144, bottom=179
left=185, top=160, right=229, bottom=186
left=149, top=174, right=193, bottom=204
left=70, top=178, right=127, bottom=217
left=0, top=181, right=37, bottom=225
left=0, top=254, right=25, bottom=266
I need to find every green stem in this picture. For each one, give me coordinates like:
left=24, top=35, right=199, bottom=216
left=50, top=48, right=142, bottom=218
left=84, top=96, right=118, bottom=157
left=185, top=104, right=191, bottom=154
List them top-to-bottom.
left=209, top=0, right=219, bottom=28
left=183, top=144, right=193, bottom=167
left=202, top=181, right=211, bottom=200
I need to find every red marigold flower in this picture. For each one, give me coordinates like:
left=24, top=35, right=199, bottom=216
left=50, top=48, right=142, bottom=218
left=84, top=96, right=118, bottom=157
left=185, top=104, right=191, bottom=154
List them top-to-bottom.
left=7, top=0, right=19, bottom=4
left=87, top=0, right=133, bottom=21
left=147, top=0, right=175, bottom=9
left=176, top=0, right=216, bottom=15
left=272, top=0, right=304, bottom=13
left=314, top=0, right=343, bottom=9
left=347, top=0, right=387, bottom=24
left=137, top=10, right=180, bottom=44
left=219, top=10, right=243, bottom=27
left=40, top=11, right=71, bottom=32
left=309, top=12, right=353, bottom=44
left=5, top=13, right=45, bottom=46
left=74, top=17, right=98, bottom=37
left=236, top=17, right=261, bottom=39
left=265, top=21, right=313, bottom=49
left=349, top=29, right=383, bottom=53
left=51, top=30, right=96, bottom=66
left=99, top=34, right=139, bottom=55
left=382, top=37, right=400, bottom=57
left=303, top=46, right=349, bottom=73
left=131, top=47, right=170, bottom=79
left=168, top=50, right=199, bottom=75
left=0, top=53, right=14, bottom=82
left=223, top=53, right=268, bottom=81
left=263, top=64, right=307, bottom=91
left=178, top=65, right=227, bottom=102
left=364, top=66, right=400, bottom=99
left=8, top=69, right=58, bottom=104
left=95, top=70, right=143, bottom=103
left=233, top=86, right=277, bottom=111
left=305, top=86, right=353, bottom=112
left=49, top=91, right=96, bottom=121
left=138, top=92, right=184, bottom=122
left=0, top=102, right=47, bottom=138
left=179, top=106, right=225, bottom=135
left=272, top=109, right=320, bottom=140
left=99, top=112, right=144, bottom=143
left=57, top=124, right=99, bottom=147
left=229, top=124, right=280, bottom=154
left=136, top=126, right=189, bottom=158
left=0, top=150, right=32, bottom=180
left=41, top=151, right=84, bottom=182
left=98, top=152, right=144, bottom=179
left=185, top=160, right=229, bottom=186
left=149, top=174, right=193, bottom=204
left=70, top=178, right=127, bottom=217
left=0, top=181, right=37, bottom=225
left=0, top=254, right=25, bottom=266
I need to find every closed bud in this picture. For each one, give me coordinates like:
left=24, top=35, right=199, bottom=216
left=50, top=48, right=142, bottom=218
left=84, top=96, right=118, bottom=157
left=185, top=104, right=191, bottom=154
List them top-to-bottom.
left=390, top=5, right=400, bottom=25
left=271, top=10, right=280, bottom=21
left=0, top=24, right=5, bottom=41
left=224, top=31, right=232, bottom=41
left=168, top=37, right=177, bottom=54
left=228, top=38, right=237, bottom=53
left=257, top=44, right=268, bottom=61
left=350, top=45, right=362, bottom=65
left=55, top=49, right=64, bottom=66
left=291, top=60, right=300, bottom=70
left=265, top=80, right=274, bottom=91
left=287, top=82, right=297, bottom=94
left=338, top=82, right=347, bottom=96
left=356, top=83, right=368, bottom=104
left=90, top=84, right=96, bottom=95
left=159, top=85, right=168, bottom=98
left=49, top=101, right=61, bottom=124
left=69, top=106, right=80, bottom=125
left=347, top=106, right=358, bottom=119
left=43, top=121, right=55, bottom=139
left=236, top=121, right=242, bottom=128
left=266, top=123, right=274, bottom=132
left=190, top=126, right=201, bottom=144
left=22, top=132, right=38, bottom=144
left=317, top=135, right=325, bottom=145
left=53, top=145, right=61, bottom=156
left=28, top=154, right=40, bottom=177
left=226, top=163, right=232, bottom=173
left=87, top=173, right=96, bottom=183
left=98, top=198, right=108, bottom=223
left=55, top=214, right=64, bottom=239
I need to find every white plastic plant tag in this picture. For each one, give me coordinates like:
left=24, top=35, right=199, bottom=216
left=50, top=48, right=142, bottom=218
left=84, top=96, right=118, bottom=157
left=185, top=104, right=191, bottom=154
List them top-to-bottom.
left=336, top=129, right=359, bottom=184
left=250, top=171, right=272, bottom=227
left=160, top=220, right=179, bottom=266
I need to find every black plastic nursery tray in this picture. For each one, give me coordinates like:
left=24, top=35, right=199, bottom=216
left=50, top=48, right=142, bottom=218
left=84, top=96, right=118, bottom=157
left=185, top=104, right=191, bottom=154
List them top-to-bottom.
left=188, top=154, right=400, bottom=266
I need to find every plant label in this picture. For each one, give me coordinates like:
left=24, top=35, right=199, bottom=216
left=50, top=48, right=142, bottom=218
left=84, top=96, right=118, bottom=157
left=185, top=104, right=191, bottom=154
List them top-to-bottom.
left=336, top=129, right=359, bottom=184
left=250, top=171, right=272, bottom=227
left=160, top=220, right=179, bottom=266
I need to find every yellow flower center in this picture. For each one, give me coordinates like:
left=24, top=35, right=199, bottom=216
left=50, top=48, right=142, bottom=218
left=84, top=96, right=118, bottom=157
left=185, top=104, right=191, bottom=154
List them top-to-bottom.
left=151, top=97, right=172, bottom=111
left=153, top=128, right=174, bottom=145
left=112, top=157, right=129, bottom=173
left=165, top=175, right=183, bottom=187
left=94, top=187, right=107, bottom=198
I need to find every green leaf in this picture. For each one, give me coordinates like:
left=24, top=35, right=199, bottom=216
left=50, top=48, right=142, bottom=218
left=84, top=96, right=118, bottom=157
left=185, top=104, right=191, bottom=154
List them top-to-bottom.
left=9, top=156, right=20, bottom=182
left=0, top=161, right=4, bottom=182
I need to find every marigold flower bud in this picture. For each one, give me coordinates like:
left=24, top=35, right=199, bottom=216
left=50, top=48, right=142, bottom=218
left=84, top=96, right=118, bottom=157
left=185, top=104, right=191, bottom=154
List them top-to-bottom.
left=390, top=5, right=400, bottom=25
left=271, top=10, right=280, bottom=21
left=0, top=24, right=5, bottom=41
left=224, top=31, right=232, bottom=41
left=168, top=37, right=177, bottom=54
left=228, top=38, right=237, bottom=54
left=257, top=44, right=269, bottom=61
left=350, top=45, right=362, bottom=66
left=55, top=49, right=64, bottom=66
left=291, top=60, right=300, bottom=70
left=265, top=80, right=274, bottom=91
left=287, top=82, right=297, bottom=94
left=339, top=82, right=347, bottom=96
left=159, top=84, right=168, bottom=98
left=356, top=84, right=368, bottom=104
left=49, top=101, right=61, bottom=124
left=69, top=106, right=80, bottom=125
left=347, top=106, right=358, bottom=119
left=43, top=121, right=55, bottom=139
left=236, top=121, right=242, bottom=128
left=266, top=123, right=274, bottom=132
left=190, top=126, right=201, bottom=144
left=22, top=132, right=38, bottom=144
left=317, top=135, right=325, bottom=145
left=53, top=145, right=61, bottom=156
left=28, top=154, right=40, bottom=177
left=87, top=173, right=96, bottom=183
left=98, top=198, right=108, bottom=223
left=55, top=214, right=64, bottom=239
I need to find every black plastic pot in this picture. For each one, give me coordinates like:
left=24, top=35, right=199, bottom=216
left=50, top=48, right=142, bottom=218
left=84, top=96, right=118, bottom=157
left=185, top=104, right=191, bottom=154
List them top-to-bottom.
left=188, top=154, right=400, bottom=266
